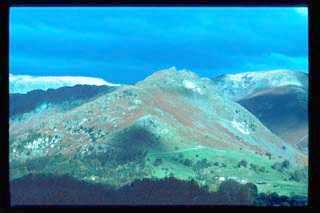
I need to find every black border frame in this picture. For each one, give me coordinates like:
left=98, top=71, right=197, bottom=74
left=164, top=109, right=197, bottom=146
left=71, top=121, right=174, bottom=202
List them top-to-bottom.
left=1, top=0, right=319, bottom=209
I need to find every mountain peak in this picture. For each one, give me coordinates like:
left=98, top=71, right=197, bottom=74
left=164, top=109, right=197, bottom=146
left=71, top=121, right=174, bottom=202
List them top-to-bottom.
left=137, top=67, right=214, bottom=97
left=144, top=67, right=198, bottom=80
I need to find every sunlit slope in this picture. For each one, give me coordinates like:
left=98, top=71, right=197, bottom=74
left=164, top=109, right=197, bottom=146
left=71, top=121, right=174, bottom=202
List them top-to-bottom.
left=9, top=68, right=307, bottom=196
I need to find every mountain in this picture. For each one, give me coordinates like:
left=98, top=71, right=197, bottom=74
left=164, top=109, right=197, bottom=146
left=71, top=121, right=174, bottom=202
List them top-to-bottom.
left=9, top=67, right=307, bottom=197
left=211, top=69, right=308, bottom=101
left=212, top=70, right=308, bottom=153
left=9, top=73, right=120, bottom=94
left=10, top=85, right=116, bottom=118
left=238, top=85, right=308, bottom=153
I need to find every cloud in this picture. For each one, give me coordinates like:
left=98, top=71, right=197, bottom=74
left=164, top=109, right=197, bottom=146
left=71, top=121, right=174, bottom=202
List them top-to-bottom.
left=10, top=7, right=308, bottom=83
left=241, top=53, right=308, bottom=73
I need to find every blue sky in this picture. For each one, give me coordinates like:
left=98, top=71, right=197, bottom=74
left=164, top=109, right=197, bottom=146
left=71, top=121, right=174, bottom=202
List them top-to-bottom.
left=10, top=7, right=308, bottom=84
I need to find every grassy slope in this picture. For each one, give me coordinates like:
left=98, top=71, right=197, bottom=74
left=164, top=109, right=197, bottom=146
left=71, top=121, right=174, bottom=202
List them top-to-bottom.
left=11, top=143, right=306, bottom=197
left=145, top=147, right=307, bottom=196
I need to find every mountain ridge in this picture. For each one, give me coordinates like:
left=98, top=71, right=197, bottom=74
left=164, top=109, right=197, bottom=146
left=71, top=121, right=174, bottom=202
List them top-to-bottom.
left=9, top=68, right=307, bottom=197
left=211, top=69, right=308, bottom=101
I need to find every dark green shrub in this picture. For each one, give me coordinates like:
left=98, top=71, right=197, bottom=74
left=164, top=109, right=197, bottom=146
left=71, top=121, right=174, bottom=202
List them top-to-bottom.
left=249, top=123, right=257, bottom=131
left=88, top=145, right=94, bottom=152
left=265, top=152, right=272, bottom=160
left=26, top=157, right=48, bottom=172
left=153, top=158, right=163, bottom=167
left=183, top=159, right=193, bottom=167
left=195, top=159, right=211, bottom=170
left=237, top=160, right=248, bottom=168
left=271, top=160, right=290, bottom=172
left=282, top=160, right=290, bottom=169
left=249, top=163, right=258, bottom=172
left=249, top=164, right=265, bottom=173
left=259, top=166, right=266, bottom=173
left=289, top=168, right=308, bottom=182
left=168, top=172, right=175, bottom=177
left=218, top=179, right=258, bottom=205
left=218, top=179, right=242, bottom=197
left=239, top=183, right=258, bottom=204
left=254, top=192, right=307, bottom=206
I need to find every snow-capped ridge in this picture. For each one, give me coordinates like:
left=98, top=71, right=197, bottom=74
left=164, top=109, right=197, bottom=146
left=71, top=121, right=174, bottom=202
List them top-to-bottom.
left=212, top=69, right=308, bottom=101
left=222, top=69, right=304, bottom=86
left=9, top=73, right=120, bottom=94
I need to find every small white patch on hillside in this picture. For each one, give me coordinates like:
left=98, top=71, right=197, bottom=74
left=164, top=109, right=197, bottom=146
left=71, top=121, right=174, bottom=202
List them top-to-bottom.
left=228, top=74, right=244, bottom=82
left=182, top=80, right=203, bottom=95
left=79, top=118, right=88, bottom=126
left=231, top=119, right=250, bottom=135
left=218, top=177, right=226, bottom=182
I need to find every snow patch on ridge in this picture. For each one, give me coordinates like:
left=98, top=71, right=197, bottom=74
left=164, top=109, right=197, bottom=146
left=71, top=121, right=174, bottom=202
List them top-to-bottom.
left=9, top=73, right=120, bottom=94
left=231, top=119, right=250, bottom=135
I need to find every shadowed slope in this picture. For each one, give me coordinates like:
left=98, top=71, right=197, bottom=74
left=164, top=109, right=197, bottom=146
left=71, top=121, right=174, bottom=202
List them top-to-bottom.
left=10, top=85, right=116, bottom=118
left=238, top=85, right=308, bottom=153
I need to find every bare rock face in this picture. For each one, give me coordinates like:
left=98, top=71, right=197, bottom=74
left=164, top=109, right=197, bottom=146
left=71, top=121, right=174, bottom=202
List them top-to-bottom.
left=9, top=68, right=307, bottom=197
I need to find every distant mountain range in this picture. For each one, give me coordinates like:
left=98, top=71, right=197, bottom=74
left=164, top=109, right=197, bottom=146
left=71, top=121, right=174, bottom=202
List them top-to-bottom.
left=9, top=68, right=308, bottom=198
left=9, top=73, right=120, bottom=94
